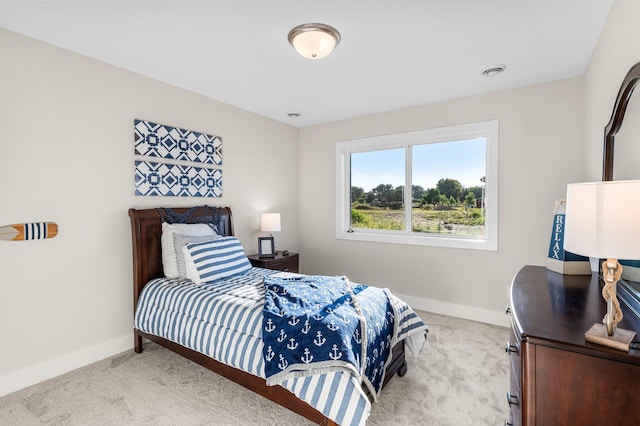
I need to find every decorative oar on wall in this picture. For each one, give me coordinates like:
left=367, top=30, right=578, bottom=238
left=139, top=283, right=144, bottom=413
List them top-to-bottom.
left=0, top=222, right=58, bottom=241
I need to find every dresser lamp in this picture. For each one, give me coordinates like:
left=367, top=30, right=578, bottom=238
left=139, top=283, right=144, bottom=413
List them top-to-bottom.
left=564, top=180, right=640, bottom=351
left=259, top=213, right=281, bottom=258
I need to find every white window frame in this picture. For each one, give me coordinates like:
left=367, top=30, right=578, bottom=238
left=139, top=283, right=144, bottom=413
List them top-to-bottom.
left=336, top=120, right=498, bottom=250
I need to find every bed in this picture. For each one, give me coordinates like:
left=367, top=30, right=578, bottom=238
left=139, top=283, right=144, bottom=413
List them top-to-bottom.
left=129, top=206, right=428, bottom=426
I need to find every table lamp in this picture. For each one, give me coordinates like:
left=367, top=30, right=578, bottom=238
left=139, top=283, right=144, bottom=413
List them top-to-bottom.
left=564, top=180, right=640, bottom=351
left=259, top=213, right=281, bottom=257
left=261, top=213, right=281, bottom=236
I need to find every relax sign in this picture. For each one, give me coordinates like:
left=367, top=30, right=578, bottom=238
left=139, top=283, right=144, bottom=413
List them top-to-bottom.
left=546, top=200, right=590, bottom=275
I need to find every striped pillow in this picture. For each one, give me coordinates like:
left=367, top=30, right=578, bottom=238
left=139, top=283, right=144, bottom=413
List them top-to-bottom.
left=183, top=237, right=252, bottom=284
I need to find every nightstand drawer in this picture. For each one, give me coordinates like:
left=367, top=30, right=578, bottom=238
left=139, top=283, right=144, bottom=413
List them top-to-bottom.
left=248, top=252, right=299, bottom=273
left=261, top=257, right=297, bottom=272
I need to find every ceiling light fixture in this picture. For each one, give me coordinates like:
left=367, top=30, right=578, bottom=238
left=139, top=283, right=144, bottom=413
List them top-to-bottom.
left=288, top=23, right=341, bottom=59
left=482, top=64, right=506, bottom=77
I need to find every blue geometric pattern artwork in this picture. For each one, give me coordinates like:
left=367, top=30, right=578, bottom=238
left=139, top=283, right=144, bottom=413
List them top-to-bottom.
left=134, top=119, right=222, bottom=165
left=135, top=160, right=223, bottom=197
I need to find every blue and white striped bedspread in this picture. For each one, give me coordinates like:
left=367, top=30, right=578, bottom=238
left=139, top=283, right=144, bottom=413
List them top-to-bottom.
left=134, top=268, right=428, bottom=426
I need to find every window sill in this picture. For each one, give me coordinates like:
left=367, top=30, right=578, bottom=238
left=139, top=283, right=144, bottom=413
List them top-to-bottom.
left=336, top=229, right=497, bottom=251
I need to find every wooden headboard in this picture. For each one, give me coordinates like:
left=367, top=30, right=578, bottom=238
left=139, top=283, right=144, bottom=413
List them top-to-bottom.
left=128, top=206, right=233, bottom=308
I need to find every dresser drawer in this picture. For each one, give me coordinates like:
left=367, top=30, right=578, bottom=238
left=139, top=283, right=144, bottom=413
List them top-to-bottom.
left=506, top=319, right=522, bottom=426
left=506, top=324, right=521, bottom=390
left=507, top=368, right=521, bottom=426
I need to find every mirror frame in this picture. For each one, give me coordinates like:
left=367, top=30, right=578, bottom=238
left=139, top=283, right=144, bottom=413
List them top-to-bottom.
left=602, top=62, right=640, bottom=328
left=603, top=62, right=640, bottom=181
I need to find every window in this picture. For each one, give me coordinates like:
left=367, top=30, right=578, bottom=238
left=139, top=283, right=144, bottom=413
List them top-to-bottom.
left=336, top=120, right=498, bottom=250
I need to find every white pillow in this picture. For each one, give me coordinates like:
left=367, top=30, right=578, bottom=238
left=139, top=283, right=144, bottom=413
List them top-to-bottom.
left=161, top=222, right=218, bottom=278
left=173, top=233, right=221, bottom=279
left=183, top=237, right=251, bottom=284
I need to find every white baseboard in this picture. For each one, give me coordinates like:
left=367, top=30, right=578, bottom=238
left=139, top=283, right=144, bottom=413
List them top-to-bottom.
left=397, top=293, right=510, bottom=328
left=1, top=297, right=508, bottom=398
left=0, top=334, right=132, bottom=398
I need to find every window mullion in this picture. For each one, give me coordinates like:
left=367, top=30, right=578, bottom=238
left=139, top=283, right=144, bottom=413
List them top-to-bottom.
left=405, top=145, right=412, bottom=234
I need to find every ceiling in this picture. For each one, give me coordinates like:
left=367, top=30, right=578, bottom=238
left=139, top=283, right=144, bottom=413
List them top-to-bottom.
left=0, top=1, right=614, bottom=128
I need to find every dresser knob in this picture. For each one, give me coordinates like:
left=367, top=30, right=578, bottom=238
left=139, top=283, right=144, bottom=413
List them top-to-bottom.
left=505, top=342, right=518, bottom=355
left=507, top=391, right=519, bottom=407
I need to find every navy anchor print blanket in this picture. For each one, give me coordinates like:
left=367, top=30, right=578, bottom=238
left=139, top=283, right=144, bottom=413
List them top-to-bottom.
left=262, top=274, right=395, bottom=400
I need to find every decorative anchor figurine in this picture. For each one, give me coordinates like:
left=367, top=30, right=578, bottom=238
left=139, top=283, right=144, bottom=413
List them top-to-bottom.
left=0, top=222, right=58, bottom=241
left=584, top=258, right=637, bottom=351
left=602, top=258, right=624, bottom=336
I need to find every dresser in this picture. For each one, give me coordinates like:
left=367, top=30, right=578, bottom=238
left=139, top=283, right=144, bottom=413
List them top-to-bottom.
left=507, top=265, right=640, bottom=425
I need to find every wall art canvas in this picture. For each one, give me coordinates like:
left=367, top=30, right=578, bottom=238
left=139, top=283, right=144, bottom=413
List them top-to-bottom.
left=134, top=119, right=222, bottom=165
left=135, top=160, right=222, bottom=197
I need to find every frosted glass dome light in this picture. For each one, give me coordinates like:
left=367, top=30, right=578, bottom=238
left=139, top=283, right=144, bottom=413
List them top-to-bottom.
left=288, top=23, right=341, bottom=59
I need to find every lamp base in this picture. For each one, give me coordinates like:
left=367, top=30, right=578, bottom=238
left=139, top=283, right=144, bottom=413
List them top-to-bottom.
left=585, top=323, right=636, bottom=352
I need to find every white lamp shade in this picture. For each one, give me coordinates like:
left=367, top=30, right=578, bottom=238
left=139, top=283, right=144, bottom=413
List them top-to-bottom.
left=564, top=180, right=640, bottom=259
left=261, top=213, right=281, bottom=232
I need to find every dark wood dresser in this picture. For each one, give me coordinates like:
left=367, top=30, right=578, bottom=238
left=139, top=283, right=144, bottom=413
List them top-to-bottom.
left=507, top=265, right=640, bottom=425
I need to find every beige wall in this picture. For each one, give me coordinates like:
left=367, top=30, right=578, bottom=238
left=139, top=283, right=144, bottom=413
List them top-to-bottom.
left=3, top=0, right=637, bottom=398
left=297, top=0, right=640, bottom=330
left=584, top=0, right=640, bottom=182
left=0, top=29, right=299, bottom=394
left=298, top=78, right=585, bottom=324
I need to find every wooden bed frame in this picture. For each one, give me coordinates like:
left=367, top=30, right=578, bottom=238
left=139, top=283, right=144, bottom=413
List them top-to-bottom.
left=128, top=206, right=407, bottom=426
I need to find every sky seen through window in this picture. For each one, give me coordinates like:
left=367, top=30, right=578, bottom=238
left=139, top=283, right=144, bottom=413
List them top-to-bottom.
left=350, top=137, right=486, bottom=192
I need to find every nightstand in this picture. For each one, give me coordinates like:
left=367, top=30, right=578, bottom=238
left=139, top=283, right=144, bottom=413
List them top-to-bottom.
left=247, top=252, right=299, bottom=273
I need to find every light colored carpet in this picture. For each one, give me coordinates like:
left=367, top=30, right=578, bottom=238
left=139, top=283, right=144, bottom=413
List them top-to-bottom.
left=0, top=311, right=509, bottom=425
